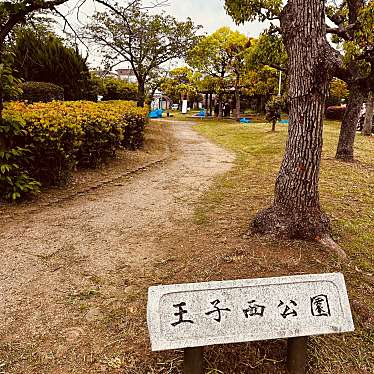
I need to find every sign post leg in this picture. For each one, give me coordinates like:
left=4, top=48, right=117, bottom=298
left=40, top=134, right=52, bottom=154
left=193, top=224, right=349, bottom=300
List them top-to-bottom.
left=287, top=336, right=307, bottom=374
left=184, top=347, right=203, bottom=374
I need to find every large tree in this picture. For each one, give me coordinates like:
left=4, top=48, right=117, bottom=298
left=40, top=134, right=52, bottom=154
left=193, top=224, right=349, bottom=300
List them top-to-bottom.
left=0, top=0, right=69, bottom=120
left=225, top=0, right=341, bottom=245
left=85, top=1, right=200, bottom=107
left=233, top=1, right=373, bottom=162
left=329, top=1, right=374, bottom=161
left=187, top=27, right=249, bottom=119
left=242, top=65, right=280, bottom=113
left=160, top=66, right=201, bottom=106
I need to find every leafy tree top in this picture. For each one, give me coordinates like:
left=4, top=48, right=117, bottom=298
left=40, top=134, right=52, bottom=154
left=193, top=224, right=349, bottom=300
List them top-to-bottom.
left=0, top=0, right=67, bottom=46
left=224, top=0, right=282, bottom=23
left=225, top=0, right=373, bottom=89
left=85, top=2, right=201, bottom=85
left=187, top=27, right=249, bottom=78
left=160, top=66, right=201, bottom=101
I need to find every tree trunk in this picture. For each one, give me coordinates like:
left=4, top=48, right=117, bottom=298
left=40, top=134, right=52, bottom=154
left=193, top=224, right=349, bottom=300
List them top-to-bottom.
left=251, top=0, right=332, bottom=240
left=0, top=48, right=4, bottom=124
left=137, top=81, right=145, bottom=107
left=235, top=83, right=241, bottom=122
left=336, top=83, right=365, bottom=161
left=362, top=91, right=373, bottom=136
left=205, top=93, right=209, bottom=116
left=209, top=93, right=213, bottom=116
left=218, top=93, right=223, bottom=119
left=256, top=96, right=262, bottom=113
left=271, top=121, right=276, bottom=132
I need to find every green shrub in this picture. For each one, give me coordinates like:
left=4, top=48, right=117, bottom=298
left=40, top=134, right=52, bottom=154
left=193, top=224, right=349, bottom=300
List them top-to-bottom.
left=101, top=78, right=138, bottom=101
left=20, top=81, right=64, bottom=103
left=265, top=96, right=284, bottom=131
left=2, top=101, right=148, bottom=191
left=103, top=101, right=146, bottom=150
left=75, top=102, right=125, bottom=168
left=0, top=114, right=41, bottom=201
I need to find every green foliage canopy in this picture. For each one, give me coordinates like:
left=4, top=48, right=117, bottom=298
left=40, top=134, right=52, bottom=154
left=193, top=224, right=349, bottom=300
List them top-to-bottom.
left=224, top=0, right=282, bottom=24
left=85, top=1, right=201, bottom=105
left=12, top=27, right=93, bottom=101
left=187, top=27, right=248, bottom=79
left=160, top=66, right=201, bottom=103
left=99, top=76, right=138, bottom=101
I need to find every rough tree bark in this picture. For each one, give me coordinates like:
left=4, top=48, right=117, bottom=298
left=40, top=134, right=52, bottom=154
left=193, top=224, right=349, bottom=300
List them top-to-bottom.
left=251, top=0, right=333, bottom=240
left=333, top=0, right=367, bottom=160
left=137, top=80, right=145, bottom=107
left=336, top=83, right=365, bottom=160
left=362, top=91, right=373, bottom=136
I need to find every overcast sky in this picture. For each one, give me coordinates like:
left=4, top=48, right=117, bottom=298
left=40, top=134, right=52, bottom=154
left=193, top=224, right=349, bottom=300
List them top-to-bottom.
left=57, top=0, right=270, bottom=69
left=157, top=0, right=269, bottom=37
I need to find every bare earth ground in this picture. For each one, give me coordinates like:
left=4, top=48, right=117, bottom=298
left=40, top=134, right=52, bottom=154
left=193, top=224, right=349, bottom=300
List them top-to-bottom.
left=0, top=120, right=373, bottom=373
left=0, top=121, right=235, bottom=373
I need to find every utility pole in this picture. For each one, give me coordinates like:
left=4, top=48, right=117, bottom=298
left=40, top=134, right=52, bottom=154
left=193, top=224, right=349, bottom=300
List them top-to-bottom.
left=278, top=70, right=282, bottom=96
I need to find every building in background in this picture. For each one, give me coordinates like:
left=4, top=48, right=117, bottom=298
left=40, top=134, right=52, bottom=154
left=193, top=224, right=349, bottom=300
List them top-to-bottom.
left=116, top=68, right=138, bottom=84
left=90, top=69, right=119, bottom=79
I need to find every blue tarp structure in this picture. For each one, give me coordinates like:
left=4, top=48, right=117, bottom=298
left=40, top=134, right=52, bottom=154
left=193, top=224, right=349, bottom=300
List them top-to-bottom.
left=149, top=109, right=163, bottom=118
left=192, top=110, right=206, bottom=118
left=240, top=118, right=251, bottom=123
left=279, top=119, right=289, bottom=124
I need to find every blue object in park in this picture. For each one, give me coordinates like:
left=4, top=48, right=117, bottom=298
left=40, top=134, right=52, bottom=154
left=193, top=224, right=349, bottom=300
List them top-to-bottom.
left=149, top=109, right=163, bottom=118
left=192, top=110, right=206, bottom=117
left=240, top=118, right=251, bottom=123
left=279, top=119, right=289, bottom=124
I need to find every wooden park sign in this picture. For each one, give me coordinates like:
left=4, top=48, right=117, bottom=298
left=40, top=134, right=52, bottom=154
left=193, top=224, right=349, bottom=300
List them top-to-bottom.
left=147, top=273, right=354, bottom=374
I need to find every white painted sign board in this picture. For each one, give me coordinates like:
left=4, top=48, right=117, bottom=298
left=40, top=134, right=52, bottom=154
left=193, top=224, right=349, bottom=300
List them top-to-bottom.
left=182, top=100, right=188, bottom=114
left=147, top=273, right=354, bottom=351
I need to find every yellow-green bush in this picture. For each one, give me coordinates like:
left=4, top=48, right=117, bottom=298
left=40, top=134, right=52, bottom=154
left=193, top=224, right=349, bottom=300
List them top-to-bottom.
left=1, top=100, right=147, bottom=198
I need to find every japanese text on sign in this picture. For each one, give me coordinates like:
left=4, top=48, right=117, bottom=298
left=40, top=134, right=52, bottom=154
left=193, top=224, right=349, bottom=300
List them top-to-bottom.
left=147, top=273, right=354, bottom=351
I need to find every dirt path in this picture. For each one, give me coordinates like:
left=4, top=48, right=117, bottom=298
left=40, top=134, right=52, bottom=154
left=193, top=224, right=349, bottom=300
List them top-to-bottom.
left=0, top=121, right=234, bottom=373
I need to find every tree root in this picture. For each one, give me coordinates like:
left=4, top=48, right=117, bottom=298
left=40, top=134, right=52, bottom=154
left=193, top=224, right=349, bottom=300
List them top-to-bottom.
left=317, top=234, right=348, bottom=261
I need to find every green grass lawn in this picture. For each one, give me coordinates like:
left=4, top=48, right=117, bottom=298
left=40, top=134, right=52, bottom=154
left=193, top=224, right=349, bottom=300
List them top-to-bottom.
left=187, top=118, right=374, bottom=373
left=193, top=119, right=374, bottom=271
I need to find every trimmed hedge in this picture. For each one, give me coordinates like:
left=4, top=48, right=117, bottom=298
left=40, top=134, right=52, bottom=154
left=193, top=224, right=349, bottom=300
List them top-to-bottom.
left=101, top=79, right=138, bottom=101
left=20, top=81, right=64, bottom=102
left=1, top=101, right=148, bottom=199
left=326, top=106, right=346, bottom=121
left=0, top=114, right=41, bottom=201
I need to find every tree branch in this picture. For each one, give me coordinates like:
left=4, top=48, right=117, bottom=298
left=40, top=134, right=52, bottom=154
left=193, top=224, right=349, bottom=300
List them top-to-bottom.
left=0, top=0, right=67, bottom=45
left=54, top=8, right=88, bottom=49
left=326, top=24, right=356, bottom=41
left=268, top=63, right=287, bottom=72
